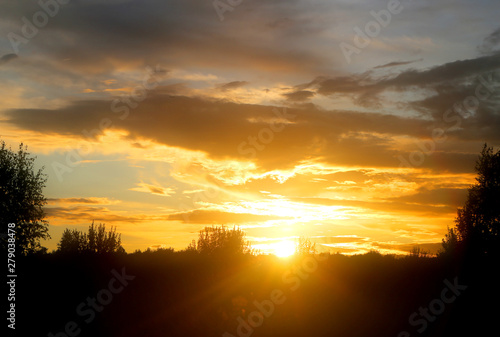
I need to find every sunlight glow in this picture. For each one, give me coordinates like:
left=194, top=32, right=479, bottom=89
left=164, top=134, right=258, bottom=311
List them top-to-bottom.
left=273, top=240, right=296, bottom=258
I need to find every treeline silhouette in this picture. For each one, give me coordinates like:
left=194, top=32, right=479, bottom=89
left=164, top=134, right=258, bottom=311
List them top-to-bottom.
left=12, top=221, right=500, bottom=337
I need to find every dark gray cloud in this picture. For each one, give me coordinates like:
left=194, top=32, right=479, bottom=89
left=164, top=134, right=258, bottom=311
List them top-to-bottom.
left=0, top=0, right=330, bottom=76
left=478, top=27, right=500, bottom=54
left=0, top=53, right=17, bottom=66
left=299, top=53, right=500, bottom=145
left=310, top=53, right=500, bottom=98
left=379, top=53, right=500, bottom=89
left=373, top=59, right=422, bottom=69
left=283, top=90, right=315, bottom=102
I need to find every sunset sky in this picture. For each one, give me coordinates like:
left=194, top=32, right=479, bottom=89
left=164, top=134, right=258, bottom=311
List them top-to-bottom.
left=1, top=0, right=499, bottom=255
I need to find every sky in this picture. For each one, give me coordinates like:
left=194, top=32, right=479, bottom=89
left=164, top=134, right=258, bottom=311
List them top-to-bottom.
left=1, top=0, right=500, bottom=255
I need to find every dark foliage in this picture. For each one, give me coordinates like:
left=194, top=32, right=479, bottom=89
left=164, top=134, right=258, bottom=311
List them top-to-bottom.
left=0, top=140, right=49, bottom=254
left=442, top=144, right=500, bottom=259
left=57, top=222, right=124, bottom=254
left=195, top=225, right=253, bottom=256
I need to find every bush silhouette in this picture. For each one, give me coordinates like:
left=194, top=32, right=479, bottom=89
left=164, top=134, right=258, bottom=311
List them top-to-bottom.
left=57, top=221, right=124, bottom=254
left=194, top=225, right=252, bottom=256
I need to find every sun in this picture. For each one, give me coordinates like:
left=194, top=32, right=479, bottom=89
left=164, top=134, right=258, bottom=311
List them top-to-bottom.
left=273, top=240, right=296, bottom=258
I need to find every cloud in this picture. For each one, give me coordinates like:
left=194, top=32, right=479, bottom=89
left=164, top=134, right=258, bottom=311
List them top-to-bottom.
left=0, top=0, right=329, bottom=78
left=478, top=27, right=500, bottom=54
left=0, top=53, right=17, bottom=66
left=303, top=53, right=500, bottom=146
left=310, top=53, right=500, bottom=100
left=373, top=59, right=423, bottom=69
left=217, top=81, right=249, bottom=91
left=4, top=90, right=485, bottom=173
left=282, top=90, right=315, bottom=102
left=0, top=96, right=388, bottom=168
left=129, top=182, right=175, bottom=197
left=387, top=187, right=468, bottom=208
left=291, top=196, right=457, bottom=217
left=47, top=197, right=119, bottom=205
left=45, top=206, right=144, bottom=223
left=167, top=210, right=291, bottom=223
left=316, top=235, right=368, bottom=244
left=317, top=236, right=428, bottom=255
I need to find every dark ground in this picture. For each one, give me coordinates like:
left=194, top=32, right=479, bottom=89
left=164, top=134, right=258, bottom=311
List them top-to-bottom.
left=5, top=251, right=500, bottom=337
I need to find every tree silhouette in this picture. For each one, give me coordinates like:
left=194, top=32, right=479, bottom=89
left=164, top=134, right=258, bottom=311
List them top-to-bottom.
left=0, top=140, right=50, bottom=255
left=444, top=144, right=500, bottom=258
left=87, top=221, right=123, bottom=253
left=57, top=222, right=124, bottom=254
left=195, top=225, right=252, bottom=256
left=439, top=226, right=459, bottom=258
left=57, top=228, right=87, bottom=253
left=295, top=236, right=317, bottom=255
left=185, top=239, right=198, bottom=253
left=409, top=245, right=430, bottom=258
